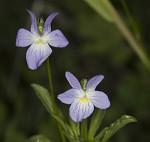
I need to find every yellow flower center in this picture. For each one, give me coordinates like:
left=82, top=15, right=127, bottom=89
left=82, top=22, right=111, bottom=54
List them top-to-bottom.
left=37, top=39, right=43, bottom=45
left=80, top=97, right=88, bottom=103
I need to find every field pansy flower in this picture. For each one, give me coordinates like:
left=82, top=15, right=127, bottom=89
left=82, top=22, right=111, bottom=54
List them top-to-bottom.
left=16, top=10, right=69, bottom=70
left=57, top=71, right=110, bottom=122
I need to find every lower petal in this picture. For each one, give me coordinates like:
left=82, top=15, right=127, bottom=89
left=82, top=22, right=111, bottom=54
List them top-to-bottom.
left=16, top=28, right=34, bottom=47
left=47, top=29, right=69, bottom=48
left=26, top=43, right=52, bottom=70
left=89, top=91, right=110, bottom=109
left=69, top=100, right=94, bottom=122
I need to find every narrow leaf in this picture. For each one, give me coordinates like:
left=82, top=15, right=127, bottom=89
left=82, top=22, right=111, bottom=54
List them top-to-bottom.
left=84, top=0, right=113, bottom=22
left=31, top=83, right=54, bottom=113
left=31, top=84, right=76, bottom=141
left=88, top=109, right=106, bottom=139
left=95, top=115, right=137, bottom=142
left=29, top=135, right=52, bottom=142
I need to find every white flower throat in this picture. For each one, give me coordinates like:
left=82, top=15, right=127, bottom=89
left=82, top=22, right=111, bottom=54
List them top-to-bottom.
left=34, top=35, right=48, bottom=45
left=80, top=92, right=89, bottom=103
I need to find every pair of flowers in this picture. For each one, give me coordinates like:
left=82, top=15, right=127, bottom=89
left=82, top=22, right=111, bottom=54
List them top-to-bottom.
left=16, top=10, right=110, bottom=122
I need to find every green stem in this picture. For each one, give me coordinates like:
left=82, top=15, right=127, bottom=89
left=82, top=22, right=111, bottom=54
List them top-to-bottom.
left=84, top=0, right=150, bottom=72
left=104, top=0, right=150, bottom=72
left=120, top=0, right=143, bottom=43
left=46, top=58, right=66, bottom=142
left=46, top=58, right=56, bottom=112
left=81, top=119, right=88, bottom=141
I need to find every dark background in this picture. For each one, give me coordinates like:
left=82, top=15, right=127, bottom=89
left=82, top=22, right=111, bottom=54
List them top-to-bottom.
left=0, top=0, right=150, bottom=141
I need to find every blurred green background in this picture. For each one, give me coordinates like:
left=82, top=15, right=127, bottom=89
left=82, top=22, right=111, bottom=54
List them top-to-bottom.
left=0, top=0, right=150, bottom=141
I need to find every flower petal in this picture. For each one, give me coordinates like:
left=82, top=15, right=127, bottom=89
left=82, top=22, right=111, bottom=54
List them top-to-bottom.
left=26, top=10, right=39, bottom=35
left=43, top=12, right=59, bottom=35
left=16, top=28, right=34, bottom=47
left=47, top=29, right=69, bottom=48
left=26, top=43, right=52, bottom=70
left=65, top=71, right=82, bottom=89
left=86, top=75, right=104, bottom=91
left=57, top=89, right=82, bottom=104
left=89, top=91, right=110, bottom=109
left=69, top=100, right=94, bottom=122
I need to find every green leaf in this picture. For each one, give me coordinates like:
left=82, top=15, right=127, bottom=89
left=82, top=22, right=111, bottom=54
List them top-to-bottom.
left=84, top=0, right=113, bottom=22
left=31, top=83, right=54, bottom=114
left=31, top=84, right=76, bottom=142
left=31, top=84, right=66, bottom=130
left=88, top=109, right=106, bottom=140
left=95, top=115, right=137, bottom=142
left=29, top=135, right=52, bottom=142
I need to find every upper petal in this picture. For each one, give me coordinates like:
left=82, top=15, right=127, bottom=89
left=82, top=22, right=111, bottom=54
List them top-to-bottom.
left=26, top=10, right=39, bottom=35
left=43, top=12, right=59, bottom=35
left=16, top=28, right=34, bottom=47
left=46, top=29, right=69, bottom=48
left=26, top=43, right=52, bottom=70
left=65, top=71, right=82, bottom=89
left=86, top=75, right=104, bottom=91
left=57, top=88, right=81, bottom=104
left=89, top=91, right=110, bottom=109
left=69, top=100, right=94, bottom=122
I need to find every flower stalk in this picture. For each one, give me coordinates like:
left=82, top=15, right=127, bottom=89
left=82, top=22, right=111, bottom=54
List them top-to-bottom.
left=46, top=58, right=57, bottom=112
left=81, top=119, right=88, bottom=141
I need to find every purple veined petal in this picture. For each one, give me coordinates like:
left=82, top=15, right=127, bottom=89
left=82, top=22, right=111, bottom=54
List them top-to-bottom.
left=26, top=10, right=39, bottom=35
left=43, top=12, right=59, bottom=35
left=16, top=28, right=34, bottom=47
left=46, top=29, right=69, bottom=48
left=26, top=43, right=52, bottom=70
left=65, top=71, right=82, bottom=89
left=86, top=75, right=104, bottom=91
left=57, top=88, right=82, bottom=104
left=89, top=91, right=110, bottom=109
left=69, top=100, right=94, bottom=122
left=82, top=101, right=94, bottom=119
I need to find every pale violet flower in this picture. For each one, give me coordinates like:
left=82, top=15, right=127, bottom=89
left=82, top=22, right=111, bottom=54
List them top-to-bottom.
left=16, top=10, right=69, bottom=70
left=57, top=71, right=110, bottom=122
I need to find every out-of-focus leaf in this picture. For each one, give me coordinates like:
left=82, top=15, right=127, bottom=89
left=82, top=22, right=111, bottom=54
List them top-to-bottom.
left=84, top=0, right=113, bottom=22
left=31, top=84, right=54, bottom=114
left=88, top=110, right=106, bottom=140
left=94, top=115, right=137, bottom=142
left=29, top=135, right=52, bottom=142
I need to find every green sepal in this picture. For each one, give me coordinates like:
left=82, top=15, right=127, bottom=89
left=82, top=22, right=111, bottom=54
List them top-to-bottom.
left=84, top=0, right=113, bottom=22
left=38, top=18, right=44, bottom=35
left=80, top=79, right=88, bottom=91
left=88, top=109, right=106, bottom=140
left=94, top=115, right=137, bottom=142
left=28, top=135, right=52, bottom=142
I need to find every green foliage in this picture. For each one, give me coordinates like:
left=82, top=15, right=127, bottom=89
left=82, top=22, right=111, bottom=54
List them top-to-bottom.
left=84, top=0, right=113, bottom=22
left=84, top=0, right=150, bottom=72
left=31, top=84, right=54, bottom=114
left=31, top=84, right=77, bottom=142
left=88, top=110, right=106, bottom=140
left=95, top=115, right=137, bottom=142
